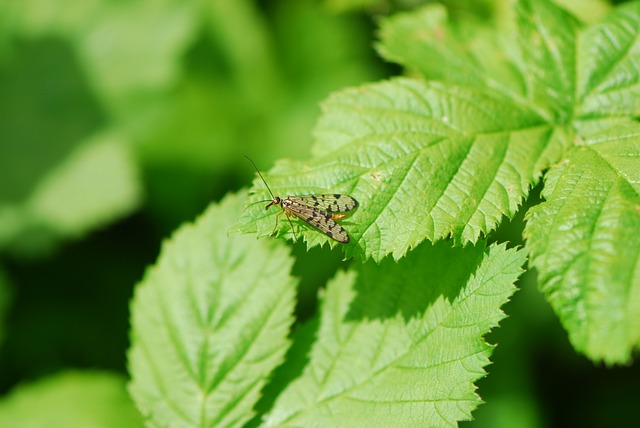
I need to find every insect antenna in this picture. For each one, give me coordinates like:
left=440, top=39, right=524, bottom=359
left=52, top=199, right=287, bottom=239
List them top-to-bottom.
left=244, top=155, right=275, bottom=200
left=245, top=155, right=298, bottom=241
left=247, top=199, right=274, bottom=207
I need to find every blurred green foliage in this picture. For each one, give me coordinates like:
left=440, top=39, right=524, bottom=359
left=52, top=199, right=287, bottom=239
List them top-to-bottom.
left=0, top=0, right=638, bottom=427
left=0, top=0, right=384, bottom=420
left=0, top=370, right=144, bottom=427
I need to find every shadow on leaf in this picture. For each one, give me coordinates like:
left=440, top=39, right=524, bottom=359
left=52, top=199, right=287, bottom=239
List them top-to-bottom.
left=346, top=240, right=486, bottom=322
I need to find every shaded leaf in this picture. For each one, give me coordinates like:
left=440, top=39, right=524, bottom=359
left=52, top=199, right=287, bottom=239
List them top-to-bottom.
left=264, top=242, right=526, bottom=427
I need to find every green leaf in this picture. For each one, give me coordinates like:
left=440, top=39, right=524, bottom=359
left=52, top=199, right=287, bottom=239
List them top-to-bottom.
left=237, top=0, right=640, bottom=366
left=378, top=0, right=601, bottom=121
left=379, top=0, right=631, bottom=124
left=516, top=0, right=581, bottom=123
left=553, top=0, right=611, bottom=24
left=577, top=1, right=640, bottom=118
left=378, top=4, right=527, bottom=101
left=236, top=78, right=562, bottom=262
left=524, top=122, right=640, bottom=365
left=128, top=191, right=297, bottom=428
left=264, top=242, right=526, bottom=427
left=252, top=317, right=320, bottom=422
left=0, top=371, right=144, bottom=428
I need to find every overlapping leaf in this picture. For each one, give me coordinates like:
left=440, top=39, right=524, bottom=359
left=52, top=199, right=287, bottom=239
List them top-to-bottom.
left=240, top=0, right=640, bottom=365
left=516, top=0, right=581, bottom=122
left=517, top=0, right=640, bottom=364
left=576, top=1, right=640, bottom=118
left=378, top=4, right=527, bottom=101
left=237, top=78, right=562, bottom=262
left=525, top=122, right=640, bottom=364
left=128, top=192, right=297, bottom=427
left=263, top=242, right=526, bottom=427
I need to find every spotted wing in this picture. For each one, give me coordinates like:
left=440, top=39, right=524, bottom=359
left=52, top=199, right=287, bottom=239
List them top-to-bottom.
left=292, top=194, right=358, bottom=213
left=285, top=203, right=351, bottom=243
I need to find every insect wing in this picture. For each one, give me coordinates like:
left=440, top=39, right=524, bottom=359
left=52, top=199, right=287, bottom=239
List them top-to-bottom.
left=292, top=194, right=358, bottom=213
left=284, top=202, right=350, bottom=243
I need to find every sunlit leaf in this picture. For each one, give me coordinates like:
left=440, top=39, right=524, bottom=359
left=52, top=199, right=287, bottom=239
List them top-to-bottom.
left=525, top=122, right=640, bottom=364
left=128, top=192, right=297, bottom=427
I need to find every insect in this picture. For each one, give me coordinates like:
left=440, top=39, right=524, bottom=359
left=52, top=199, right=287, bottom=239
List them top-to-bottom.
left=245, top=156, right=358, bottom=243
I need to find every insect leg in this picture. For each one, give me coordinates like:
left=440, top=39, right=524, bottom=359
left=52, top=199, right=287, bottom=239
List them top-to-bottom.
left=272, top=207, right=298, bottom=242
left=272, top=209, right=283, bottom=236
left=284, top=209, right=297, bottom=242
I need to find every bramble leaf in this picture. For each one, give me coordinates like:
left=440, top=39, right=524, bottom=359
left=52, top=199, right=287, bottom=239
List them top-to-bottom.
left=238, top=0, right=640, bottom=366
left=516, top=0, right=581, bottom=122
left=517, top=0, right=640, bottom=364
left=577, top=1, right=640, bottom=118
left=378, top=4, right=527, bottom=101
left=236, top=78, right=565, bottom=262
left=525, top=122, right=640, bottom=364
left=128, top=192, right=297, bottom=427
left=264, top=242, right=526, bottom=427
